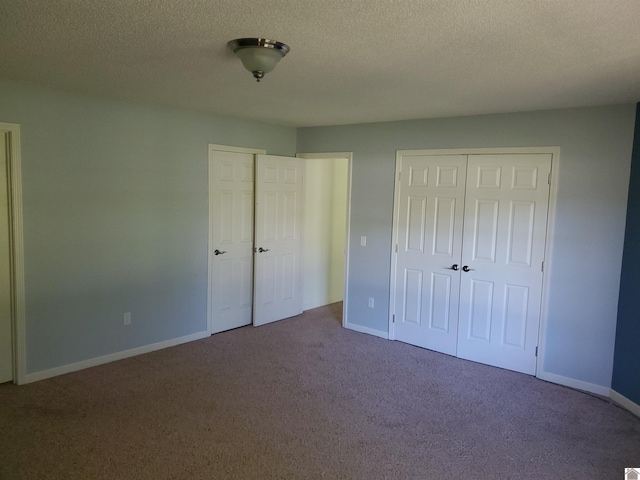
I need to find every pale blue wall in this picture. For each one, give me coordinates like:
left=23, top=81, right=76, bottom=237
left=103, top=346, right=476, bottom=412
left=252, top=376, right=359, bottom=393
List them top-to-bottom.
left=2, top=77, right=634, bottom=391
left=0, top=80, right=296, bottom=374
left=298, top=106, right=635, bottom=389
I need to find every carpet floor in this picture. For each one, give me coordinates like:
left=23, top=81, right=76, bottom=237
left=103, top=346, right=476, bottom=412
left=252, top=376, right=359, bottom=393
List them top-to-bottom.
left=1, top=302, right=639, bottom=479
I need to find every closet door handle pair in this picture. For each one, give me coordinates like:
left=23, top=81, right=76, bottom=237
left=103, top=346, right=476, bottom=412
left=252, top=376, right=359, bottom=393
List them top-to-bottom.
left=447, top=264, right=474, bottom=272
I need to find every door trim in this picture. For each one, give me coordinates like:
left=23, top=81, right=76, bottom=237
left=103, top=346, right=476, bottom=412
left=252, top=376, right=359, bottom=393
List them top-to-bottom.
left=0, top=122, right=26, bottom=385
left=207, top=144, right=266, bottom=335
left=389, top=146, right=560, bottom=377
left=296, top=152, right=353, bottom=328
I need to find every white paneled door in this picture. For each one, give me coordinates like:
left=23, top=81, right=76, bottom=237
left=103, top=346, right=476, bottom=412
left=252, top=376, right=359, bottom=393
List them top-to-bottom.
left=0, top=133, right=12, bottom=383
left=209, top=149, right=256, bottom=333
left=209, top=150, right=305, bottom=333
left=393, top=152, right=551, bottom=375
left=253, top=155, right=305, bottom=327
left=393, top=155, right=467, bottom=356
left=457, top=155, right=551, bottom=374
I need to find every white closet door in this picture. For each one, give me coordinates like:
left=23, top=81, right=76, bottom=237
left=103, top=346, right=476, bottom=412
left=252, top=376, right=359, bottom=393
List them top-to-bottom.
left=209, top=150, right=255, bottom=333
left=456, top=154, right=551, bottom=374
left=253, top=155, right=305, bottom=327
left=393, top=155, right=467, bottom=355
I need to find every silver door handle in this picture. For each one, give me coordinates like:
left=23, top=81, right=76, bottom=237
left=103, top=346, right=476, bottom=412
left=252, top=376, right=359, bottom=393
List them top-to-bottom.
left=214, top=249, right=227, bottom=256
left=446, top=264, right=459, bottom=271
left=462, top=265, right=474, bottom=272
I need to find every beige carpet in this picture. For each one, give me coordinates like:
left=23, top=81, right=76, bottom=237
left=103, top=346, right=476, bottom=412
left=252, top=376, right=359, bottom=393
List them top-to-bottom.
left=1, top=302, right=639, bottom=479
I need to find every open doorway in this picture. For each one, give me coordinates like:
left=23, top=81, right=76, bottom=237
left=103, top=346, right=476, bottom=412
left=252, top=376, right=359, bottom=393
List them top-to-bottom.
left=298, top=153, right=351, bottom=323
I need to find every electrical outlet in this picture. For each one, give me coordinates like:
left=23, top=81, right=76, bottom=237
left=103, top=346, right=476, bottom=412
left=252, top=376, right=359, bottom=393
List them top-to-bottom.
left=360, top=236, right=367, bottom=246
left=368, top=297, right=374, bottom=308
left=124, top=312, right=131, bottom=325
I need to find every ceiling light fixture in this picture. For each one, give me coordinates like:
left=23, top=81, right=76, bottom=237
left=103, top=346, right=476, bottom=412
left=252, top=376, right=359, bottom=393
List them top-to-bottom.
left=227, top=38, right=290, bottom=82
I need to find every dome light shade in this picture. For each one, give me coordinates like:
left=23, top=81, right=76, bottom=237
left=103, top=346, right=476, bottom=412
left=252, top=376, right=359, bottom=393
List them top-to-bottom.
left=227, top=38, right=290, bottom=82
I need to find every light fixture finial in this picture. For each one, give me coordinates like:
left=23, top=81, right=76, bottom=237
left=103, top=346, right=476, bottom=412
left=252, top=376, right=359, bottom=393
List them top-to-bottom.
left=228, top=38, right=290, bottom=82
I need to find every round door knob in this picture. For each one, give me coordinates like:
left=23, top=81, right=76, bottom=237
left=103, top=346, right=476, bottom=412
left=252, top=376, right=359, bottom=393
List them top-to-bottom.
left=448, top=264, right=459, bottom=271
left=462, top=265, right=474, bottom=272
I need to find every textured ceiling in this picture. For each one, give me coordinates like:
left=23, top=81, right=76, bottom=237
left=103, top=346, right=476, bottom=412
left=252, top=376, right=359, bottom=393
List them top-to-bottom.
left=1, top=0, right=639, bottom=127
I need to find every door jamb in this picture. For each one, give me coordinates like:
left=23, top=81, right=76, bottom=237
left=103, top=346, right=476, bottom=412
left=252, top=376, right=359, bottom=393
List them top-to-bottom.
left=0, top=122, right=26, bottom=385
left=207, top=144, right=266, bottom=335
left=390, top=147, right=560, bottom=377
left=389, top=151, right=404, bottom=341
left=296, top=152, right=353, bottom=328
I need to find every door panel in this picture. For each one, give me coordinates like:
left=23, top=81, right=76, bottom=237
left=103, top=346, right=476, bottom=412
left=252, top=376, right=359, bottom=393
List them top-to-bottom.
left=209, top=150, right=255, bottom=334
left=457, top=154, right=551, bottom=374
left=253, top=155, right=305, bottom=327
left=393, top=155, right=467, bottom=355
left=472, top=200, right=499, bottom=262
left=507, top=201, right=536, bottom=266
left=429, top=273, right=451, bottom=331
left=468, top=279, right=493, bottom=341
left=503, top=284, right=529, bottom=348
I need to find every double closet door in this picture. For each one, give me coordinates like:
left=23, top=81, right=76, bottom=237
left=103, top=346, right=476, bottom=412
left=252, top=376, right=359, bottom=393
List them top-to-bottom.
left=209, top=148, right=305, bottom=334
left=392, top=152, right=551, bottom=375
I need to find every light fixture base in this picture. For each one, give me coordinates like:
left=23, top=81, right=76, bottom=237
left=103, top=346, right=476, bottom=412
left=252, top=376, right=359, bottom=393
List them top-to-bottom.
left=228, top=38, right=290, bottom=82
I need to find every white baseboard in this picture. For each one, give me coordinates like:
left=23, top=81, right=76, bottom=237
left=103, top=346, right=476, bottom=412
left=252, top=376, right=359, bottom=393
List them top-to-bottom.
left=344, top=321, right=389, bottom=340
left=24, top=331, right=210, bottom=384
left=536, top=370, right=611, bottom=397
left=610, top=389, right=640, bottom=419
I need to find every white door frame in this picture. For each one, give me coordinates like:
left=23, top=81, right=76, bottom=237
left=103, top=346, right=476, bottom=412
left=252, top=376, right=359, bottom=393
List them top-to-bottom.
left=0, top=122, right=26, bottom=385
left=207, top=144, right=266, bottom=335
left=389, top=146, right=560, bottom=377
left=296, top=152, right=353, bottom=328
